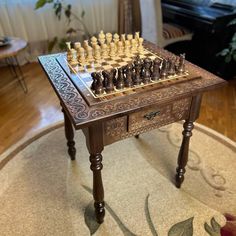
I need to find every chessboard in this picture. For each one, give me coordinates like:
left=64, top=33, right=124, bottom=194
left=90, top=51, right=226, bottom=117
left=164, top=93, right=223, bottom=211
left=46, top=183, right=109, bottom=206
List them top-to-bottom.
left=56, top=31, right=201, bottom=107
left=69, top=48, right=160, bottom=74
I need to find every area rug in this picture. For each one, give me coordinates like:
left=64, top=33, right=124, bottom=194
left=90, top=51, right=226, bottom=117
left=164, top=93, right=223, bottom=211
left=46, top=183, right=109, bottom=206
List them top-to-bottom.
left=0, top=122, right=235, bottom=236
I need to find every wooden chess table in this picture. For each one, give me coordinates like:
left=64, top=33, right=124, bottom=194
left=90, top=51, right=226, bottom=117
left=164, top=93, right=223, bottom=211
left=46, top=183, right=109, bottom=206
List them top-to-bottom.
left=38, top=41, right=225, bottom=224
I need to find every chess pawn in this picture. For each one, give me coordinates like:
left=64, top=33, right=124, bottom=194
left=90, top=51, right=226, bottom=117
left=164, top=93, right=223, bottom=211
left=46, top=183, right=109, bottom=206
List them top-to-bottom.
left=98, top=30, right=106, bottom=45
left=106, top=32, right=112, bottom=45
left=138, top=37, right=144, bottom=53
left=131, top=39, right=137, bottom=54
left=124, top=40, right=131, bottom=56
left=66, top=41, right=71, bottom=51
left=117, top=41, right=124, bottom=56
left=74, top=42, right=81, bottom=51
left=109, top=42, right=116, bottom=58
left=101, top=44, right=109, bottom=58
left=94, top=45, right=101, bottom=61
left=86, top=46, right=94, bottom=62
left=79, top=47, right=86, bottom=65
left=70, top=49, right=79, bottom=67
left=177, top=53, right=186, bottom=74
left=142, top=58, right=152, bottom=84
left=151, top=58, right=161, bottom=81
left=168, top=58, right=176, bottom=75
left=160, top=59, right=168, bottom=79
left=124, top=64, right=133, bottom=88
left=116, top=67, right=125, bottom=89
left=111, top=68, right=117, bottom=86
left=95, top=73, right=104, bottom=95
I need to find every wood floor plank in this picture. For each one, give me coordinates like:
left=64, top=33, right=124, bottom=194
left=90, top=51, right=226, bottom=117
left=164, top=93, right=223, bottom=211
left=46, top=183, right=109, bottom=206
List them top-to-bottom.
left=0, top=63, right=235, bottom=154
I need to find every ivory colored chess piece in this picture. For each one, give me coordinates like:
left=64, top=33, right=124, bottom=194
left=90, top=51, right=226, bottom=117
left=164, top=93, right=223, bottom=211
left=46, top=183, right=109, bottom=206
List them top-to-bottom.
left=98, top=30, right=106, bottom=45
left=106, top=32, right=112, bottom=45
left=135, top=32, right=140, bottom=42
left=113, top=33, right=119, bottom=45
left=121, top=34, right=126, bottom=45
left=127, top=34, right=133, bottom=43
left=91, top=36, right=98, bottom=49
left=138, top=37, right=144, bottom=53
left=131, top=39, right=137, bottom=54
left=83, top=40, right=89, bottom=51
left=124, top=40, right=131, bottom=56
left=117, top=41, right=124, bottom=56
left=66, top=42, right=73, bottom=61
left=74, top=42, right=81, bottom=50
left=109, top=42, right=116, bottom=58
left=101, top=44, right=109, bottom=58
left=94, top=45, right=101, bottom=61
left=86, top=46, right=94, bottom=62
left=79, top=47, right=86, bottom=65
left=70, top=49, right=79, bottom=67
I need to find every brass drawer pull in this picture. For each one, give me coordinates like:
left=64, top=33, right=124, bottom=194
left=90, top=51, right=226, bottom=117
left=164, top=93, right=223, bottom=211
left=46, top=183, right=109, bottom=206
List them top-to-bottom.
left=143, top=111, right=161, bottom=120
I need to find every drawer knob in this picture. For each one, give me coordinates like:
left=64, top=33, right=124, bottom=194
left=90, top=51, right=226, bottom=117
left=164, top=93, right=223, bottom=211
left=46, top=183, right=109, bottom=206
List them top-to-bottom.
left=143, top=111, right=161, bottom=120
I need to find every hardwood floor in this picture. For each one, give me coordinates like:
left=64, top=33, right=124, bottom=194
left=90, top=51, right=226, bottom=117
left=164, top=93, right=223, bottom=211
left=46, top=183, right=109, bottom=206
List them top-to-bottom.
left=0, top=63, right=235, bottom=154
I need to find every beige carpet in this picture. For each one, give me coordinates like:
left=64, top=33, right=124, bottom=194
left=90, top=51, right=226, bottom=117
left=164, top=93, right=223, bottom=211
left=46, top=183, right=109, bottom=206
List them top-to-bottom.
left=0, top=122, right=235, bottom=236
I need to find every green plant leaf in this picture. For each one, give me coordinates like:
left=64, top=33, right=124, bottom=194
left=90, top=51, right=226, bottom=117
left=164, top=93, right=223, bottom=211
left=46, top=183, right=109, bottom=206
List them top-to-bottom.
left=35, top=0, right=47, bottom=9
left=55, top=2, right=62, bottom=20
left=65, top=4, right=71, bottom=19
left=218, top=48, right=229, bottom=56
left=233, top=53, right=236, bottom=62
left=225, top=54, right=232, bottom=63
left=168, top=217, right=194, bottom=236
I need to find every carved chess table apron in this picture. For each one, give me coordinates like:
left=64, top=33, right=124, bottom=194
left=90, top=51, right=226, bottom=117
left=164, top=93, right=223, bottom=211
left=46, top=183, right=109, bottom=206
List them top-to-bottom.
left=38, top=41, right=226, bottom=224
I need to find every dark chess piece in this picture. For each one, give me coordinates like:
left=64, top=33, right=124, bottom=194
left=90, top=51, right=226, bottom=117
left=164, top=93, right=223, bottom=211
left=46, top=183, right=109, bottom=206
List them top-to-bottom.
left=177, top=53, right=186, bottom=74
left=133, top=56, right=142, bottom=85
left=142, top=58, right=152, bottom=84
left=151, top=58, right=161, bottom=81
left=168, top=58, right=176, bottom=76
left=160, top=59, right=168, bottom=79
left=124, top=64, right=133, bottom=88
left=116, top=67, right=125, bottom=89
left=111, top=68, right=117, bottom=86
left=102, top=70, right=108, bottom=88
left=103, top=70, right=114, bottom=93
left=91, top=72, right=98, bottom=90
left=94, top=73, right=104, bottom=95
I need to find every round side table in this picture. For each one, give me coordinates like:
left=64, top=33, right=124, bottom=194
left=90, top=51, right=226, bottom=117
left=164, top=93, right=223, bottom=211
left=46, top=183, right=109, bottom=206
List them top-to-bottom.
left=0, top=37, right=28, bottom=93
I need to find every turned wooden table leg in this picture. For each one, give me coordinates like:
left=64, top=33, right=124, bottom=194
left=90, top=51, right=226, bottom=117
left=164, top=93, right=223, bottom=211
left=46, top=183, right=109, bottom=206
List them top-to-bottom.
left=175, top=94, right=202, bottom=188
left=62, top=107, right=76, bottom=160
left=176, top=120, right=194, bottom=188
left=85, top=123, right=105, bottom=223
left=90, top=153, right=105, bottom=223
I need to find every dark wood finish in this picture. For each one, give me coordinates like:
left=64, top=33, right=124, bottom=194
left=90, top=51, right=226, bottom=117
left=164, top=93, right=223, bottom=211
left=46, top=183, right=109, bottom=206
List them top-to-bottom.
left=38, top=41, right=226, bottom=223
left=176, top=94, right=202, bottom=188
left=62, top=107, right=76, bottom=160
left=84, top=123, right=105, bottom=223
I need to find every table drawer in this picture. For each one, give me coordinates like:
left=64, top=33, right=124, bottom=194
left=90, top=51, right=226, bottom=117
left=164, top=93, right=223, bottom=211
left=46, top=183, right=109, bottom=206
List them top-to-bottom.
left=128, top=97, right=192, bottom=132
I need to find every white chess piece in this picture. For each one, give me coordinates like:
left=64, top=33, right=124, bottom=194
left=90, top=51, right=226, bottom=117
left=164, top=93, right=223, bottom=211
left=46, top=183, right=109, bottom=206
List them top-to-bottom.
left=98, top=30, right=106, bottom=45
left=106, top=32, right=112, bottom=45
left=135, top=32, right=140, bottom=42
left=127, top=34, right=133, bottom=43
left=91, top=36, right=98, bottom=49
left=138, top=37, right=144, bottom=53
left=131, top=39, right=138, bottom=54
left=83, top=40, right=89, bottom=51
left=124, top=40, right=131, bottom=56
left=117, top=41, right=124, bottom=56
left=109, top=42, right=116, bottom=58
left=101, top=44, right=109, bottom=58
left=94, top=45, right=101, bottom=61
left=86, top=46, right=94, bottom=62
left=79, top=47, right=86, bottom=65
left=70, top=49, right=79, bottom=67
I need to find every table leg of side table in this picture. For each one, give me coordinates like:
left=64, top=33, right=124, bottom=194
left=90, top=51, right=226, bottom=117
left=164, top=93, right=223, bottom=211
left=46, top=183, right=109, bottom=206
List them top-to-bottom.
left=6, top=56, right=28, bottom=93
left=175, top=94, right=202, bottom=188
left=62, top=107, right=76, bottom=160
left=84, top=123, right=105, bottom=224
